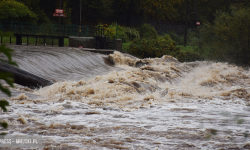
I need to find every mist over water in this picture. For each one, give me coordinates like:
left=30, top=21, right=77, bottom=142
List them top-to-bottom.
left=1, top=46, right=250, bottom=149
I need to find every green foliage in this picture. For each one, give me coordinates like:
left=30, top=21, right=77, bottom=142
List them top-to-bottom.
left=0, top=0, right=38, bottom=22
left=15, top=0, right=50, bottom=24
left=83, top=0, right=114, bottom=22
left=200, top=6, right=250, bottom=65
left=105, top=23, right=140, bottom=42
left=105, top=23, right=128, bottom=42
left=139, top=24, right=158, bottom=39
left=123, top=27, right=140, bottom=41
left=167, top=29, right=199, bottom=47
left=167, top=30, right=184, bottom=45
left=187, top=30, right=200, bottom=47
left=0, top=32, right=17, bottom=130
left=127, top=33, right=203, bottom=62
left=163, top=34, right=175, bottom=43
left=128, top=36, right=185, bottom=61
left=122, top=43, right=131, bottom=52
left=177, top=45, right=196, bottom=52
left=0, top=72, right=14, bottom=97
left=0, top=100, right=9, bottom=112
left=0, top=122, right=8, bottom=129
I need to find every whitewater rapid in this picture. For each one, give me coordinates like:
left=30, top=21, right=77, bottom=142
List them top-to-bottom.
left=0, top=45, right=250, bottom=149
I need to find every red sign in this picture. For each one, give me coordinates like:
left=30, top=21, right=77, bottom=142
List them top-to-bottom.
left=55, top=9, right=64, bottom=14
left=53, top=13, right=65, bottom=17
left=196, top=22, right=200, bottom=25
left=79, top=46, right=83, bottom=48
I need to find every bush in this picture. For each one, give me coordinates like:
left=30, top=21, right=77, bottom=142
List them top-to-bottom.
left=200, top=6, right=250, bottom=65
left=105, top=23, right=140, bottom=43
left=139, top=23, right=158, bottom=39
left=187, top=29, right=199, bottom=47
left=167, top=30, right=184, bottom=45
left=163, top=34, right=175, bottom=43
left=128, top=36, right=185, bottom=61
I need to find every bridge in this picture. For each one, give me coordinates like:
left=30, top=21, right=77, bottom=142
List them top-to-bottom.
left=0, top=21, right=95, bottom=46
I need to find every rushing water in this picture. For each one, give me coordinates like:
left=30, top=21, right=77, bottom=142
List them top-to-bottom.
left=1, top=45, right=250, bottom=149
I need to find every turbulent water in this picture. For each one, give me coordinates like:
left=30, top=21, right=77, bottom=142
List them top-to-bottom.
left=1, top=45, right=250, bottom=149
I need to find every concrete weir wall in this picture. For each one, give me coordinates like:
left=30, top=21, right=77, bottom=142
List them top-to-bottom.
left=69, top=37, right=122, bottom=52
left=69, top=37, right=95, bottom=48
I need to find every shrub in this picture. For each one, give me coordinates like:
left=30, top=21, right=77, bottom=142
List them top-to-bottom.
left=139, top=23, right=158, bottom=39
left=123, top=27, right=140, bottom=41
left=187, top=29, right=199, bottom=47
left=167, top=30, right=184, bottom=45
left=163, top=34, right=175, bottom=43
left=128, top=36, right=185, bottom=61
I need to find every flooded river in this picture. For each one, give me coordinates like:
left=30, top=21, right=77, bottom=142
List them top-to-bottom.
left=1, top=45, right=250, bottom=149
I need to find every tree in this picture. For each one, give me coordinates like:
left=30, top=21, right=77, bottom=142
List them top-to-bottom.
left=0, top=0, right=38, bottom=22
left=15, top=0, right=50, bottom=23
left=69, top=0, right=114, bottom=25
left=113, top=0, right=185, bottom=26
left=200, top=6, right=250, bottom=65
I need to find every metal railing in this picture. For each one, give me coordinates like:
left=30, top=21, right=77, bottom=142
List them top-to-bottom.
left=0, top=21, right=92, bottom=37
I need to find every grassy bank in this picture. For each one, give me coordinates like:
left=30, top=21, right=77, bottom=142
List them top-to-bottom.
left=122, top=42, right=130, bottom=52
left=176, top=45, right=198, bottom=53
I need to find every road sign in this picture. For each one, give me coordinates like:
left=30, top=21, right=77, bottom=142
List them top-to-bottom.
left=53, top=9, right=65, bottom=17
left=55, top=9, right=64, bottom=14
left=53, top=13, right=65, bottom=17
left=196, top=22, right=200, bottom=25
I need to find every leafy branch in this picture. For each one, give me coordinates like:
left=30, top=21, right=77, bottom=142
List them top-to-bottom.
left=0, top=31, right=17, bottom=130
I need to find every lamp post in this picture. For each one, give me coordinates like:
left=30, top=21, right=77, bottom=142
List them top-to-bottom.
left=79, top=0, right=82, bottom=37
left=80, top=0, right=82, bottom=26
left=194, top=0, right=201, bottom=50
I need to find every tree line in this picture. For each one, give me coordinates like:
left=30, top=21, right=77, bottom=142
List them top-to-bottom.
left=0, top=0, right=249, bottom=26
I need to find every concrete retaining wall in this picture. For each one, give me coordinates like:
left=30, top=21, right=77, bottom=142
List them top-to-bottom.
left=69, top=37, right=122, bottom=51
left=69, top=37, right=95, bottom=48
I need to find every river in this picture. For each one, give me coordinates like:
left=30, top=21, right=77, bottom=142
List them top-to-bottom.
left=1, top=45, right=250, bottom=149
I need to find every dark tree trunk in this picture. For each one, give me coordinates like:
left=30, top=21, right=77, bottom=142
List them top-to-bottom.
left=125, top=0, right=134, bottom=27
left=184, top=0, right=189, bottom=47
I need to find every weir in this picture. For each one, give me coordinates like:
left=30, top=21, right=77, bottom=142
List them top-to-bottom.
left=0, top=62, right=53, bottom=89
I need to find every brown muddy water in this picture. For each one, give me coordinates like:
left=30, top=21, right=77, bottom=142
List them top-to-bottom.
left=1, top=45, right=250, bottom=150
